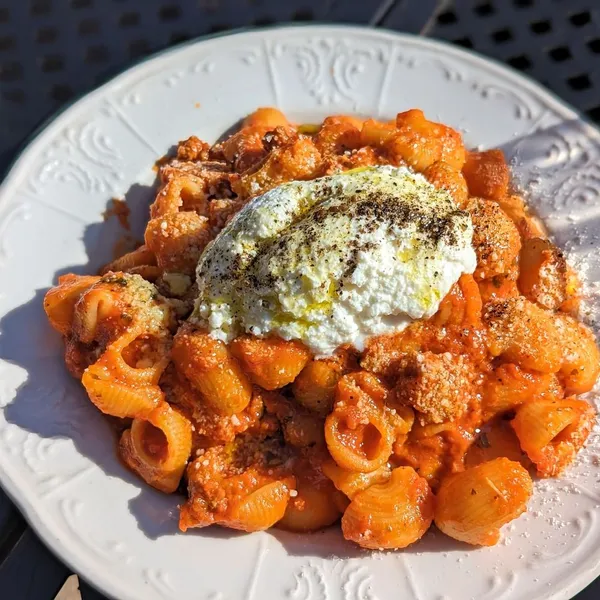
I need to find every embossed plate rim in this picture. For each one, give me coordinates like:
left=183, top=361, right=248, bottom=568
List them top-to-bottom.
left=0, top=25, right=599, bottom=600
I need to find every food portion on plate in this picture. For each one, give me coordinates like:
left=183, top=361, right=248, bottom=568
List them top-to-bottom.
left=43, top=107, right=600, bottom=550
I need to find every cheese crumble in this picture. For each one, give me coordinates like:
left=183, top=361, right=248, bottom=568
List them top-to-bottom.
left=193, top=166, right=476, bottom=356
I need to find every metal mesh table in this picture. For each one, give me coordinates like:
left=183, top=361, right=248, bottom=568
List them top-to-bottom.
left=430, top=0, right=600, bottom=118
left=0, top=1, right=599, bottom=599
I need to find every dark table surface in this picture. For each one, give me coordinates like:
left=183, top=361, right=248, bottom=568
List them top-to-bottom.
left=0, top=1, right=599, bottom=598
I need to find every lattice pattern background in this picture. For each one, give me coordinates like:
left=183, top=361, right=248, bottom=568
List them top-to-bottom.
left=0, top=0, right=385, bottom=169
left=430, top=0, right=600, bottom=120
left=1, top=1, right=599, bottom=171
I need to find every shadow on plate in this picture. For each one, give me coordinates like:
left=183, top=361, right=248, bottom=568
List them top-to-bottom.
left=1, top=117, right=599, bottom=558
left=499, top=117, right=600, bottom=220
left=0, top=179, right=176, bottom=526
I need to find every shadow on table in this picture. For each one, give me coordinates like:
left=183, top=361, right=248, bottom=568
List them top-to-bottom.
left=2, top=117, right=600, bottom=559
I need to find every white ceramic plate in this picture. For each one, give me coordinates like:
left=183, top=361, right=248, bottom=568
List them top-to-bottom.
left=0, top=25, right=599, bottom=600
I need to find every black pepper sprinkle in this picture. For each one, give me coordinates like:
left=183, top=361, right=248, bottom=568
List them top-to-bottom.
left=198, top=170, right=471, bottom=309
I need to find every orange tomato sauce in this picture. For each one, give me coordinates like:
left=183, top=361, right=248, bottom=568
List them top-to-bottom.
left=44, top=107, right=599, bottom=549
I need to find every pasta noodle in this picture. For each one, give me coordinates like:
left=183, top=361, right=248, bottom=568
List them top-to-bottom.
left=42, top=107, right=599, bottom=550
left=242, top=107, right=290, bottom=129
left=387, top=109, right=465, bottom=171
left=314, top=116, right=361, bottom=156
left=359, top=118, right=395, bottom=148
left=236, top=135, right=323, bottom=199
left=462, top=149, right=509, bottom=201
left=423, top=160, right=468, bottom=207
left=150, top=173, right=209, bottom=218
left=496, top=194, right=546, bottom=241
left=467, top=197, right=521, bottom=281
left=145, top=211, right=212, bottom=275
left=518, top=238, right=567, bottom=310
left=100, top=245, right=157, bottom=276
left=43, top=274, right=100, bottom=335
left=433, top=274, right=482, bottom=328
left=72, top=285, right=120, bottom=344
left=484, top=297, right=563, bottom=372
left=557, top=315, right=600, bottom=394
left=172, top=323, right=252, bottom=415
left=92, top=327, right=171, bottom=386
left=229, top=336, right=311, bottom=390
left=392, top=351, right=474, bottom=424
left=292, top=358, right=343, bottom=415
left=482, top=363, right=562, bottom=420
left=162, top=365, right=264, bottom=444
left=82, top=366, right=163, bottom=418
left=325, top=373, right=394, bottom=472
left=511, top=398, right=595, bottom=477
left=119, top=402, right=193, bottom=493
left=393, top=416, right=476, bottom=491
left=465, top=420, right=531, bottom=469
left=179, top=438, right=296, bottom=532
left=434, top=458, right=532, bottom=546
left=277, top=459, right=342, bottom=532
left=321, top=459, right=391, bottom=499
left=341, top=467, right=434, bottom=549
left=226, top=480, right=293, bottom=531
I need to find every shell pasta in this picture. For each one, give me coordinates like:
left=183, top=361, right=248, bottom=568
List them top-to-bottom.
left=43, top=107, right=598, bottom=549
left=171, top=324, right=253, bottom=415
left=325, top=373, right=395, bottom=472
left=511, top=398, right=595, bottom=477
left=120, top=403, right=193, bottom=493
left=435, top=458, right=533, bottom=546
left=342, top=467, right=434, bottom=549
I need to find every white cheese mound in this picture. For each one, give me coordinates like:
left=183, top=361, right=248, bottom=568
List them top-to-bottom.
left=193, top=166, right=476, bottom=357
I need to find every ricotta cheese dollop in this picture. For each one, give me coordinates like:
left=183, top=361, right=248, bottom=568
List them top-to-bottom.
left=193, top=165, right=476, bottom=357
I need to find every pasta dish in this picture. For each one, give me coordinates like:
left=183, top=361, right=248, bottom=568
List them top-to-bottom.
left=43, top=108, right=600, bottom=549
